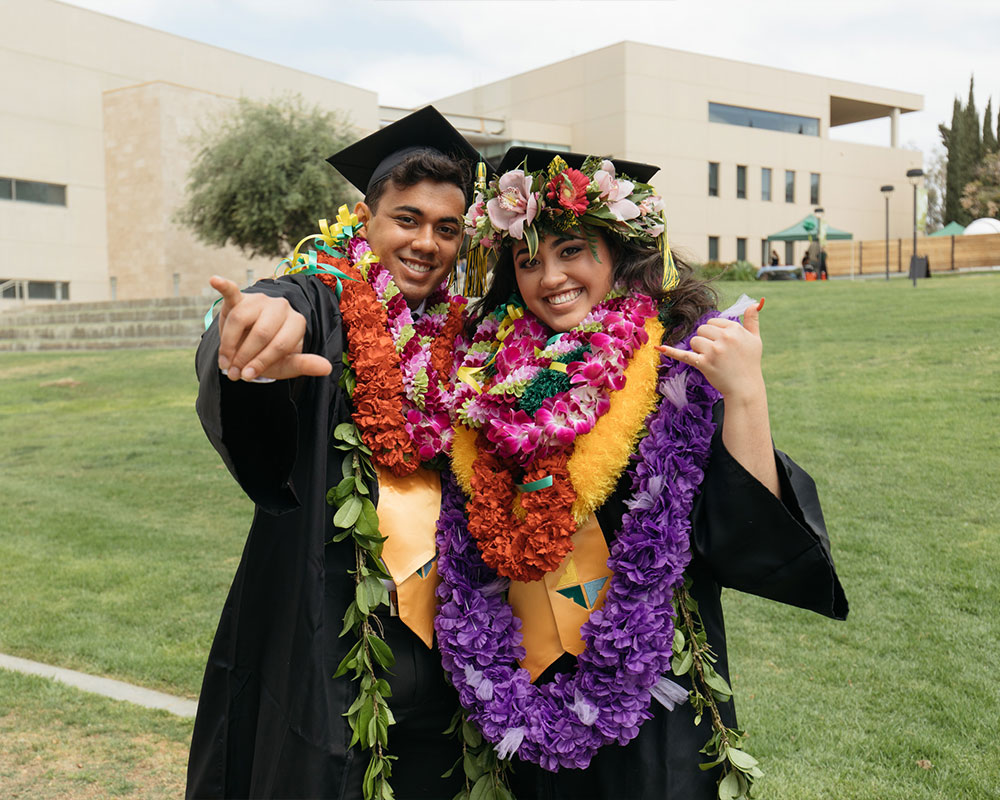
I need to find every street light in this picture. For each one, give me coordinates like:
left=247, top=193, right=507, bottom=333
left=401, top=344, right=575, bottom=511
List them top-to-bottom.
left=906, top=168, right=924, bottom=286
left=880, top=185, right=894, bottom=281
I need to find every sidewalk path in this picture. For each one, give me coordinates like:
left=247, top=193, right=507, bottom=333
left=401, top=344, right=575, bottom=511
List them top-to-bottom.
left=0, top=652, right=198, bottom=718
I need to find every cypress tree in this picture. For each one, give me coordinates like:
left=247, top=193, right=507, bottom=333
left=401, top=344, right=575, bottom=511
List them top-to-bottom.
left=939, top=97, right=965, bottom=225
left=985, top=98, right=998, bottom=154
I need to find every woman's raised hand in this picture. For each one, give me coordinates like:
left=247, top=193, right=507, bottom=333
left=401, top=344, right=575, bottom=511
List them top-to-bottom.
left=211, top=276, right=332, bottom=382
left=656, top=299, right=765, bottom=401
left=658, top=299, right=778, bottom=496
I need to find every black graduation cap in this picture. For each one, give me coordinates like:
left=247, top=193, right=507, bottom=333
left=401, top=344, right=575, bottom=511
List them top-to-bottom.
left=328, top=106, right=485, bottom=196
left=495, top=146, right=659, bottom=184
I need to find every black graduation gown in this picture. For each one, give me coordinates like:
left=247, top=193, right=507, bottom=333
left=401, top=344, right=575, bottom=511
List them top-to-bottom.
left=186, top=274, right=463, bottom=800
left=507, top=410, right=848, bottom=800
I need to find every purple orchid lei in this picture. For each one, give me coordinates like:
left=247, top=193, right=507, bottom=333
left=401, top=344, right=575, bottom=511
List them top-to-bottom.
left=455, top=292, right=657, bottom=467
left=436, top=322, right=722, bottom=771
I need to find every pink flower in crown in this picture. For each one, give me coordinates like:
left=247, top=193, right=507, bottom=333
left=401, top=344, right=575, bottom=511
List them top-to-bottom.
left=593, top=160, right=640, bottom=221
left=487, top=171, right=539, bottom=239
left=638, top=194, right=665, bottom=217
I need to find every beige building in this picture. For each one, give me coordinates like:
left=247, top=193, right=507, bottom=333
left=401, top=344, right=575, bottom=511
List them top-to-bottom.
left=1, top=0, right=375, bottom=302
left=2, top=3, right=923, bottom=303
left=436, top=41, right=923, bottom=266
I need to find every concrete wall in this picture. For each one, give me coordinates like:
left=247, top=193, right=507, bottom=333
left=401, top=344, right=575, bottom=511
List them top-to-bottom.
left=0, top=0, right=377, bottom=300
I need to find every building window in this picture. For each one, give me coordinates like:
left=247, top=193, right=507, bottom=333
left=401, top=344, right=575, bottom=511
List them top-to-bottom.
left=708, top=102, right=819, bottom=136
left=708, top=162, right=719, bottom=197
left=736, top=165, right=746, bottom=199
left=761, top=168, right=772, bottom=201
left=785, top=170, right=795, bottom=203
left=810, top=173, right=821, bottom=205
left=0, top=176, right=67, bottom=206
left=708, top=236, right=719, bottom=262
left=736, top=238, right=747, bottom=262
left=761, top=238, right=769, bottom=266
left=785, top=241, right=794, bottom=265
left=0, top=279, right=69, bottom=300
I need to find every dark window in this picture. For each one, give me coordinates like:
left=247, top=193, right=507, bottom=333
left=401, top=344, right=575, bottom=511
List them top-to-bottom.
left=709, top=102, right=819, bottom=136
left=708, top=162, right=719, bottom=197
left=736, top=165, right=746, bottom=199
left=761, top=168, right=772, bottom=201
left=785, top=170, right=795, bottom=203
left=810, top=173, right=821, bottom=205
left=4, top=177, right=67, bottom=206
left=708, top=236, right=719, bottom=262
left=736, top=238, right=747, bottom=262
left=761, top=238, right=768, bottom=266
left=785, top=242, right=794, bottom=265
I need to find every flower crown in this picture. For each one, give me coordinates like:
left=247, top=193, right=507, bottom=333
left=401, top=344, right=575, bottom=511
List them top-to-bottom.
left=465, top=154, right=677, bottom=289
left=465, top=155, right=666, bottom=253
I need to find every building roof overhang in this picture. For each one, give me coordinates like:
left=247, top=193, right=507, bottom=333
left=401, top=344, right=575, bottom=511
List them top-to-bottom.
left=830, top=95, right=921, bottom=127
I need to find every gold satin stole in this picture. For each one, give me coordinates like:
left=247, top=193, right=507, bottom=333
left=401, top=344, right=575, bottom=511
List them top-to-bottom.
left=374, top=464, right=441, bottom=648
left=507, top=513, right=613, bottom=681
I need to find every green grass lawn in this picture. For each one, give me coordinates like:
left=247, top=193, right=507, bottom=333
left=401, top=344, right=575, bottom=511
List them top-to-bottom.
left=1, top=274, right=998, bottom=798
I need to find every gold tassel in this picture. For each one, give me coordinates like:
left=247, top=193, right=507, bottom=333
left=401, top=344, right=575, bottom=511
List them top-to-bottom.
left=463, top=159, right=490, bottom=297
left=659, top=211, right=679, bottom=291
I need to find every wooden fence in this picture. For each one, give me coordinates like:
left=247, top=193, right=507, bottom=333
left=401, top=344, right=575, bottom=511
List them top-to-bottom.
left=824, top=233, right=1000, bottom=277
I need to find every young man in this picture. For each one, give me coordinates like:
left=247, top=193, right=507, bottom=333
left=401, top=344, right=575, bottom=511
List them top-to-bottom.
left=187, top=107, right=483, bottom=800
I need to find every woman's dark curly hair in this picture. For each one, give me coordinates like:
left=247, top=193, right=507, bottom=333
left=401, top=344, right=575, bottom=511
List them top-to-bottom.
left=466, top=231, right=717, bottom=345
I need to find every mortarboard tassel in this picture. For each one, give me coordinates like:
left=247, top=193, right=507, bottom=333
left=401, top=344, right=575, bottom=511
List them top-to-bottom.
left=463, top=160, right=490, bottom=298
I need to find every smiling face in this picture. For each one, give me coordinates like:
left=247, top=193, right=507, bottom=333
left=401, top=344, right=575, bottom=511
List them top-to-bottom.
left=355, top=179, right=467, bottom=308
left=512, top=232, right=615, bottom=332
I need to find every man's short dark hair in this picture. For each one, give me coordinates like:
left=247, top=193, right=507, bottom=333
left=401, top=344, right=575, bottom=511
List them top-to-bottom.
left=364, top=150, right=472, bottom=213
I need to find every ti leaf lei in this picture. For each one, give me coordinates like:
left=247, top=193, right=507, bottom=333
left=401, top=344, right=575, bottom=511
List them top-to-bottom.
left=281, top=209, right=468, bottom=800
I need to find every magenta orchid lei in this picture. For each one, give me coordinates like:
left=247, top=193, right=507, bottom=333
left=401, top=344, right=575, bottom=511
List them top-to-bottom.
left=306, top=234, right=468, bottom=462
left=455, top=292, right=658, bottom=466
left=436, top=322, right=721, bottom=770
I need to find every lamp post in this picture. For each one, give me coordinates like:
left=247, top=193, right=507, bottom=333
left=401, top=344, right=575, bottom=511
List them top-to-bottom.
left=906, top=168, right=924, bottom=287
left=880, top=185, right=893, bottom=281
left=813, top=207, right=825, bottom=279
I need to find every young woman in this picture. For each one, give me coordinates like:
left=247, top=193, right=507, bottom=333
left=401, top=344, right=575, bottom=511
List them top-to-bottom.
left=434, top=148, right=848, bottom=799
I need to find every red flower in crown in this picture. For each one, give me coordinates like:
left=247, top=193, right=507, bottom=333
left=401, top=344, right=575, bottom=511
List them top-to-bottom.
left=546, top=168, right=590, bottom=215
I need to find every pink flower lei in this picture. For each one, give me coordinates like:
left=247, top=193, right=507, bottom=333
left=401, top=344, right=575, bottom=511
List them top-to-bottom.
left=339, top=236, right=469, bottom=461
left=455, top=291, right=658, bottom=466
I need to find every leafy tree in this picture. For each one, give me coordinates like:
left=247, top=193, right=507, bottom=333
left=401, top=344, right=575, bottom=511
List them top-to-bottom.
left=176, top=95, right=358, bottom=259
left=961, top=151, right=1000, bottom=219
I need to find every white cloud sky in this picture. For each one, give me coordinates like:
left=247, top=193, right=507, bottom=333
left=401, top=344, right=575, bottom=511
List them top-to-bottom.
left=61, top=0, right=1000, bottom=164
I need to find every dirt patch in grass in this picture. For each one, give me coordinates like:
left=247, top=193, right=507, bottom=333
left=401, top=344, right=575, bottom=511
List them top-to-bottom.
left=0, top=711, right=188, bottom=799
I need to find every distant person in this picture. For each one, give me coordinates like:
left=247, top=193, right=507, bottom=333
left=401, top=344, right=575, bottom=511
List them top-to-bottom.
left=770, top=249, right=780, bottom=266
left=801, top=251, right=811, bottom=273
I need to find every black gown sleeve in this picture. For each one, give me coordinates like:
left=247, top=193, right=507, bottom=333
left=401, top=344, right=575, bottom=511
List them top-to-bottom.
left=194, top=275, right=345, bottom=516
left=690, top=403, right=848, bottom=620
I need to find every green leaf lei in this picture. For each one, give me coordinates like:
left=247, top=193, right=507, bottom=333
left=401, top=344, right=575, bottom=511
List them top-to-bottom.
left=329, top=356, right=398, bottom=800
left=672, top=580, right=764, bottom=799
left=444, top=710, right=514, bottom=800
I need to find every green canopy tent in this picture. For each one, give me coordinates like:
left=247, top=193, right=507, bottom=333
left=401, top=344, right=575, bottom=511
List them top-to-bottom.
left=766, top=214, right=853, bottom=242
left=929, top=221, right=965, bottom=237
